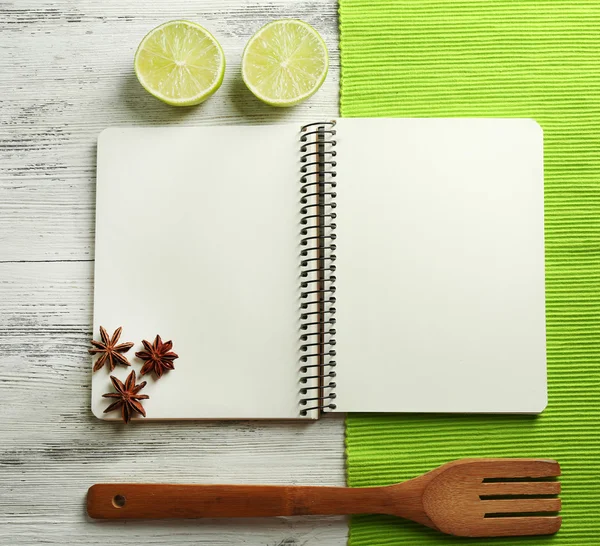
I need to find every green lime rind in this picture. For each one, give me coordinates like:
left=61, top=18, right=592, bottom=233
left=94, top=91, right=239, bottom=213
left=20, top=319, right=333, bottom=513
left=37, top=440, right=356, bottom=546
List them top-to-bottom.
left=242, top=19, right=329, bottom=107
left=134, top=20, right=226, bottom=107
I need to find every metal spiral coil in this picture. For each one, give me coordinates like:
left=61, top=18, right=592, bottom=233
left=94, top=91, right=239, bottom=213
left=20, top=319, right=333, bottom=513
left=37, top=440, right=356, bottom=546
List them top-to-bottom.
left=299, top=120, right=337, bottom=416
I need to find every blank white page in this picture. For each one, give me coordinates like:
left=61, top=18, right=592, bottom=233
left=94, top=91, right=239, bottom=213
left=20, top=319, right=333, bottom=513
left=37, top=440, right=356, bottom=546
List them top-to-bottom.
left=333, top=118, right=547, bottom=413
left=92, top=125, right=307, bottom=420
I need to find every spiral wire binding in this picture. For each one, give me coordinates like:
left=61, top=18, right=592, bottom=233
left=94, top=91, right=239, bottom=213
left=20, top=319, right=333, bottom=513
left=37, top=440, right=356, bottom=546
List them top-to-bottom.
left=299, top=121, right=338, bottom=416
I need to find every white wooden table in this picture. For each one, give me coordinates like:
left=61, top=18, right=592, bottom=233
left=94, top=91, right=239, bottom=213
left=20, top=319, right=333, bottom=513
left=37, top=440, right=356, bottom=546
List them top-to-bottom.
left=0, top=1, right=346, bottom=544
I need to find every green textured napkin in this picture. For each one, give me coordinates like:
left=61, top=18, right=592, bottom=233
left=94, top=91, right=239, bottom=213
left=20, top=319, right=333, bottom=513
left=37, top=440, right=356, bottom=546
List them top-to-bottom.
left=340, top=1, right=600, bottom=543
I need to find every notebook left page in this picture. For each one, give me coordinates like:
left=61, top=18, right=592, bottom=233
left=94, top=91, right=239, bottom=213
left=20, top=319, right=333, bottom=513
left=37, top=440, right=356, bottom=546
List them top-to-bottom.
left=92, top=125, right=308, bottom=420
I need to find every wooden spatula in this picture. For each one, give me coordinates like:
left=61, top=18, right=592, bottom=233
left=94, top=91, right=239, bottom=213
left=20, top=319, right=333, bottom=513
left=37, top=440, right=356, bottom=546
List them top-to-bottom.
left=87, top=458, right=561, bottom=537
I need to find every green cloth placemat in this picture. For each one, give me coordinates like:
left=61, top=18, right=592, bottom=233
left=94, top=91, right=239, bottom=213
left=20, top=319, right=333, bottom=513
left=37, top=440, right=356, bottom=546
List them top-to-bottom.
left=340, top=1, right=600, bottom=543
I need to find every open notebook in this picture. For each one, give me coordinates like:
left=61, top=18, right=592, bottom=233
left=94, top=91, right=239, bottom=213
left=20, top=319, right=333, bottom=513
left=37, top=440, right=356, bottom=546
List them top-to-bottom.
left=91, top=118, right=547, bottom=420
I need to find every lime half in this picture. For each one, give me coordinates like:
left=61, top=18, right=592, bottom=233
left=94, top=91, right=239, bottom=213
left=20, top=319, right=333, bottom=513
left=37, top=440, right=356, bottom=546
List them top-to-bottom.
left=134, top=20, right=225, bottom=106
left=242, top=20, right=328, bottom=107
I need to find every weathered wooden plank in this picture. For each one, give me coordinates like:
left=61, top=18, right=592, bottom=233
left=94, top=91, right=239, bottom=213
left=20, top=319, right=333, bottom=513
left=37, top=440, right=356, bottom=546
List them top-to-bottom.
left=0, top=0, right=345, bottom=543
left=0, top=0, right=340, bottom=262
left=0, top=261, right=346, bottom=542
left=0, top=519, right=346, bottom=545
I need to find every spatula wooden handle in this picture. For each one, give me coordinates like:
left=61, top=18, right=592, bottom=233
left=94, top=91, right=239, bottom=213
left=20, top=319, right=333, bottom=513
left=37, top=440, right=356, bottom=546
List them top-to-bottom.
left=87, top=483, right=391, bottom=519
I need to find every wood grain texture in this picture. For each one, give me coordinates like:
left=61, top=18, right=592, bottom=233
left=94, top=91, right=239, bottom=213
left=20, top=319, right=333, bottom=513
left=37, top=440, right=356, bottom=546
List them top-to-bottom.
left=0, top=0, right=344, bottom=544
left=0, top=0, right=339, bottom=262
left=85, top=460, right=561, bottom=539
left=87, top=483, right=393, bottom=520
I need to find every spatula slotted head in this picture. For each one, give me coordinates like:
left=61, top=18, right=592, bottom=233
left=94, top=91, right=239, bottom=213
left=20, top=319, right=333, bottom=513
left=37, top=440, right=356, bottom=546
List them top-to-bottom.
left=422, top=459, right=561, bottom=537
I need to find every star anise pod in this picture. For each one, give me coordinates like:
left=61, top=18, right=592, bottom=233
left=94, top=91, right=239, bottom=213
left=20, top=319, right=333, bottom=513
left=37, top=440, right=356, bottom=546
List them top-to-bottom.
left=89, top=326, right=134, bottom=372
left=136, top=335, right=179, bottom=379
left=103, top=370, right=149, bottom=424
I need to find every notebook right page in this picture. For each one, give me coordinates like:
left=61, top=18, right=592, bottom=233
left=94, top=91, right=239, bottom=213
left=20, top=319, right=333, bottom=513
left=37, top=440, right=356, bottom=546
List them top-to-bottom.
left=333, top=118, right=546, bottom=413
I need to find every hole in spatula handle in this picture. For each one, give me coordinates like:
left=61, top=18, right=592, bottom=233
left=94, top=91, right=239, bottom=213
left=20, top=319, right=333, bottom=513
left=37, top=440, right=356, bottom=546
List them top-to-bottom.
left=112, top=494, right=126, bottom=508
